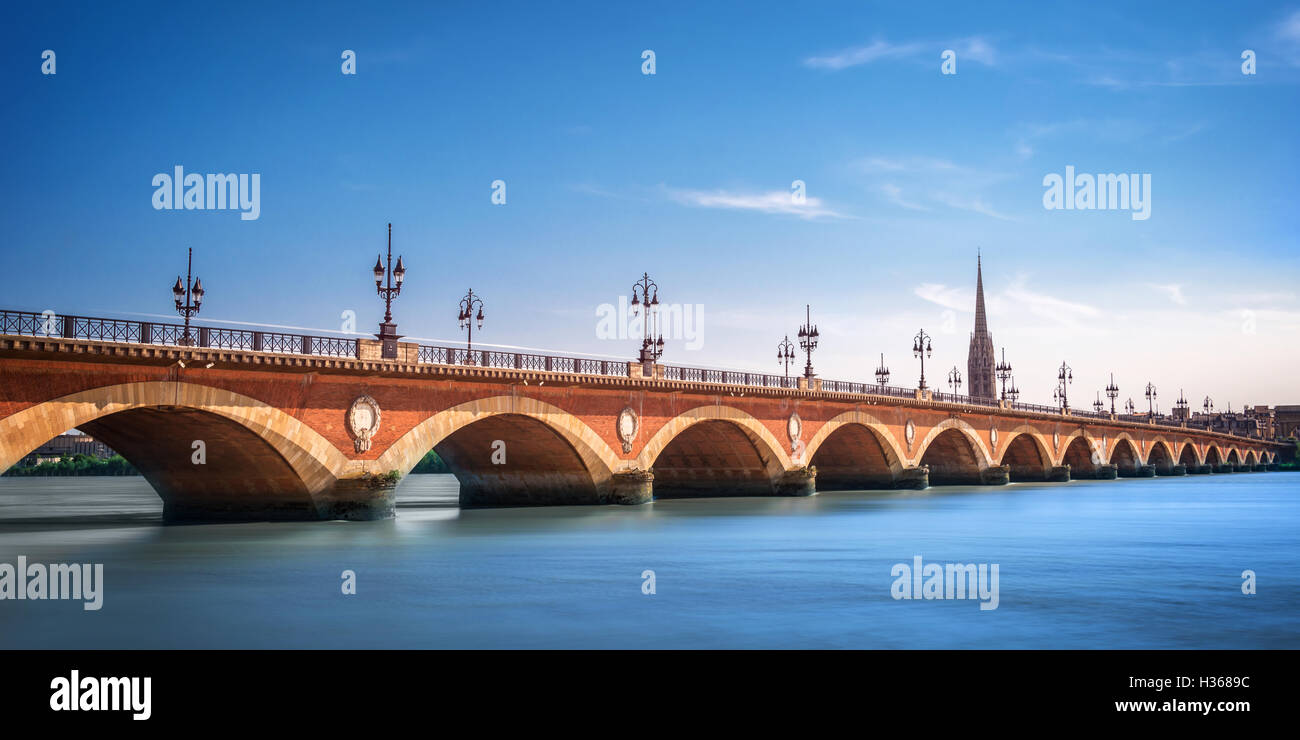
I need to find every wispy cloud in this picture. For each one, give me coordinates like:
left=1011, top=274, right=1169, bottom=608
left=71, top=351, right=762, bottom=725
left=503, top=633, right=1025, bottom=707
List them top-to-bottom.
left=1278, top=9, right=1300, bottom=42
left=1278, top=9, right=1300, bottom=65
left=803, top=36, right=996, bottom=70
left=960, top=37, right=998, bottom=66
left=803, top=39, right=924, bottom=70
left=1009, top=117, right=1207, bottom=159
left=858, top=156, right=1013, bottom=219
left=858, top=156, right=969, bottom=175
left=879, top=183, right=929, bottom=211
left=665, top=187, right=850, bottom=220
left=931, top=192, right=1014, bottom=221
left=914, top=275, right=1102, bottom=332
left=914, top=283, right=968, bottom=311
left=1149, top=283, right=1187, bottom=305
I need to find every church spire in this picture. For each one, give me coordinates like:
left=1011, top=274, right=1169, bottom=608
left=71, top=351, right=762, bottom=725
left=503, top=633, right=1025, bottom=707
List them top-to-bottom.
left=967, top=251, right=996, bottom=399
left=974, top=251, right=988, bottom=335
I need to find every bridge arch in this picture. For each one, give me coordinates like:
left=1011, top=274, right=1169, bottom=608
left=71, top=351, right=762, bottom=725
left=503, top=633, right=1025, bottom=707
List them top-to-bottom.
left=0, top=381, right=351, bottom=520
left=375, top=396, right=621, bottom=506
left=634, top=405, right=790, bottom=498
left=803, top=410, right=906, bottom=490
left=915, top=418, right=992, bottom=485
left=997, top=427, right=1053, bottom=481
left=1060, top=431, right=1102, bottom=477
left=1109, top=433, right=1141, bottom=475
left=1146, top=438, right=1176, bottom=475
left=1176, top=441, right=1201, bottom=468
left=1205, top=445, right=1223, bottom=468
left=1226, top=448, right=1241, bottom=466
left=1244, top=450, right=1258, bottom=467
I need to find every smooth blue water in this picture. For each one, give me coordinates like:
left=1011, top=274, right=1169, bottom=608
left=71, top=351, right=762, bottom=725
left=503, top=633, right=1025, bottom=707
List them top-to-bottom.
left=0, top=473, right=1296, bottom=648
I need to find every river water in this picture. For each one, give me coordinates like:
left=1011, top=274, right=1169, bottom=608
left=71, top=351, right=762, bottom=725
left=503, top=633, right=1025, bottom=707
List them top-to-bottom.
left=0, top=473, right=1296, bottom=648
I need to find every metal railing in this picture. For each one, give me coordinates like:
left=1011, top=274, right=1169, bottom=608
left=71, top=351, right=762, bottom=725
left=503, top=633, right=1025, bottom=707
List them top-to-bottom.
left=0, top=308, right=1268, bottom=441
left=0, top=309, right=356, bottom=358
left=661, top=365, right=798, bottom=388
left=1010, top=400, right=1060, bottom=415
left=1071, top=408, right=1111, bottom=420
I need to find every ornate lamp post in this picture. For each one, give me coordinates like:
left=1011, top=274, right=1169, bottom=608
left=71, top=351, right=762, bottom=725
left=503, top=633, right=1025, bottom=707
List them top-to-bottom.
left=372, top=223, right=406, bottom=359
left=171, top=247, right=204, bottom=346
left=631, top=272, right=663, bottom=364
left=456, top=288, right=485, bottom=363
left=797, top=305, right=819, bottom=379
left=912, top=329, right=932, bottom=390
left=777, top=336, right=796, bottom=378
left=995, top=347, right=1013, bottom=401
left=875, top=353, right=891, bottom=390
left=1053, top=361, right=1073, bottom=412
left=947, top=366, right=963, bottom=396
left=1105, top=373, right=1120, bottom=415
left=1007, top=376, right=1020, bottom=403
left=1144, top=382, right=1158, bottom=418
left=1174, top=389, right=1189, bottom=421
left=1093, top=392, right=1105, bottom=414
left=1203, top=396, right=1215, bottom=431
left=1125, top=398, right=1136, bottom=416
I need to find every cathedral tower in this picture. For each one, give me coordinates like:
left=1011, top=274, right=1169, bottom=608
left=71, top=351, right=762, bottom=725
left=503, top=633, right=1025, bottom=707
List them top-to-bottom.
left=967, top=255, right=996, bottom=399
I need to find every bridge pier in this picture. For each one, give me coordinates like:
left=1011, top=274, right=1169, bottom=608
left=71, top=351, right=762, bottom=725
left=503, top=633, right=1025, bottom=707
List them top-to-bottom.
left=1267, top=463, right=1280, bottom=472
left=1093, top=464, right=1118, bottom=480
left=1136, top=464, right=1156, bottom=477
left=1168, top=464, right=1188, bottom=476
left=1216, top=464, right=1236, bottom=474
left=1253, top=464, right=1269, bottom=473
left=979, top=465, right=1011, bottom=485
left=1047, top=465, right=1071, bottom=482
left=1190, top=465, right=1213, bottom=475
left=895, top=466, right=929, bottom=490
left=775, top=467, right=817, bottom=497
left=608, top=469, right=654, bottom=505
left=159, top=474, right=398, bottom=523
left=311, top=476, right=399, bottom=521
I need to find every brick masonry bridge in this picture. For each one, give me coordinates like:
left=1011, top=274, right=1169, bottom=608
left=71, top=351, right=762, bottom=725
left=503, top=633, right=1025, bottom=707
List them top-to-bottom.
left=0, top=310, right=1286, bottom=521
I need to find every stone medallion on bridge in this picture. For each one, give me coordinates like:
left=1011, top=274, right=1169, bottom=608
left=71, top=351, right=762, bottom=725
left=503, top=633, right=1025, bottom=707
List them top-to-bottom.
left=348, top=395, right=382, bottom=453
left=617, top=407, right=639, bottom=454
left=787, top=412, right=802, bottom=452
left=904, top=419, right=916, bottom=453
left=990, top=426, right=998, bottom=448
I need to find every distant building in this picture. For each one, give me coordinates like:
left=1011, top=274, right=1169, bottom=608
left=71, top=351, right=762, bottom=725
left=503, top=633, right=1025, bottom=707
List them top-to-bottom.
left=966, top=255, right=996, bottom=399
left=1245, top=405, right=1275, bottom=440
left=1272, top=405, right=1300, bottom=439
left=1188, top=411, right=1262, bottom=439
left=20, top=431, right=116, bottom=467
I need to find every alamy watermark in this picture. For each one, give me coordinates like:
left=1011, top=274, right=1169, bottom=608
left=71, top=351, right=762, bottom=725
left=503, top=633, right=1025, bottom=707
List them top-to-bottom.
left=1043, top=165, right=1150, bottom=221
left=152, top=166, right=261, bottom=221
left=596, top=297, right=704, bottom=350
left=0, top=556, right=103, bottom=610
left=891, top=556, right=999, bottom=611
left=50, top=670, right=150, bottom=720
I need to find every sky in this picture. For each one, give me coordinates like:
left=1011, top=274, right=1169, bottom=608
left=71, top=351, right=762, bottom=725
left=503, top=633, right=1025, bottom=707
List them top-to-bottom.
left=2, top=1, right=1298, bottom=408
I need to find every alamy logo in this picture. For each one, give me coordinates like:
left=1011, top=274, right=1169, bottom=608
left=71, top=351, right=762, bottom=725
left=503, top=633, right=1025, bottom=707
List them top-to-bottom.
left=1043, top=165, right=1150, bottom=221
left=152, top=166, right=261, bottom=221
left=595, top=297, right=704, bottom=350
left=0, top=556, right=103, bottom=610
left=891, top=556, right=999, bottom=611
left=50, top=670, right=151, bottom=720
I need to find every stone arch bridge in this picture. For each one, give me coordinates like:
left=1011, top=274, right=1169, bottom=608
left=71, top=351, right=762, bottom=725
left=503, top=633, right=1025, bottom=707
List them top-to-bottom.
left=0, top=322, right=1284, bottom=521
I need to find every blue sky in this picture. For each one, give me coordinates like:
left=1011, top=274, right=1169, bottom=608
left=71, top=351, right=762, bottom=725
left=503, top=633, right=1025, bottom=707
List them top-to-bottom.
left=2, top=1, right=1298, bottom=406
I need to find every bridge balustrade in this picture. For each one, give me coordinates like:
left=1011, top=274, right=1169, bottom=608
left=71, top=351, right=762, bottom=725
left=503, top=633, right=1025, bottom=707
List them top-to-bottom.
left=0, top=308, right=1269, bottom=444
